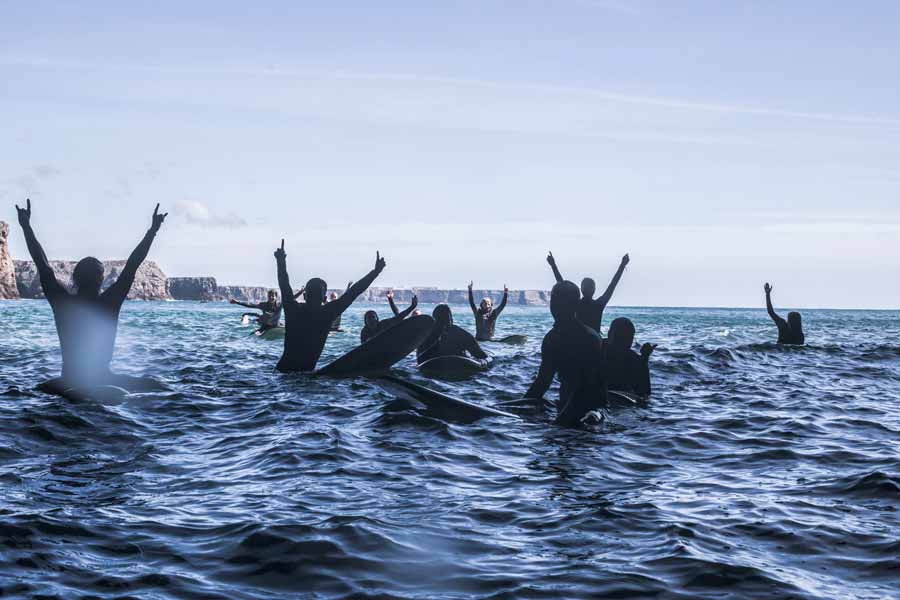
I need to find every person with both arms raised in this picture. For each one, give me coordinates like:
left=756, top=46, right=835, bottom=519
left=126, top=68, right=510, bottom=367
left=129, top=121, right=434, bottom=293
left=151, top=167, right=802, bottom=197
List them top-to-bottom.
left=15, top=199, right=168, bottom=396
left=274, top=240, right=386, bottom=372
left=546, top=251, right=629, bottom=334
left=468, top=281, right=508, bottom=341
left=764, top=283, right=805, bottom=345
left=230, top=289, right=281, bottom=332
left=360, top=293, right=419, bottom=343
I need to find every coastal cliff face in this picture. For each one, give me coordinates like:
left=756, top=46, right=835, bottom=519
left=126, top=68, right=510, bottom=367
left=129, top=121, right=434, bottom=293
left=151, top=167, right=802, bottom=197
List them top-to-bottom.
left=0, top=222, right=18, bottom=299
left=14, top=260, right=169, bottom=300
left=167, top=277, right=218, bottom=301
left=216, top=285, right=271, bottom=303
left=327, top=287, right=550, bottom=306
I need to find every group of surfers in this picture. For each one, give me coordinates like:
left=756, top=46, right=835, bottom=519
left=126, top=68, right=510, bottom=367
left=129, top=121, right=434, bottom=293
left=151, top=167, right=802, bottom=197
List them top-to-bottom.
left=12, top=201, right=806, bottom=426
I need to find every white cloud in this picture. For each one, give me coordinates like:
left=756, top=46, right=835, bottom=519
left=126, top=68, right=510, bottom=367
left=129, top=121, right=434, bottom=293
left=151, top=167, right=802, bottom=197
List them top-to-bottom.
left=172, top=200, right=247, bottom=229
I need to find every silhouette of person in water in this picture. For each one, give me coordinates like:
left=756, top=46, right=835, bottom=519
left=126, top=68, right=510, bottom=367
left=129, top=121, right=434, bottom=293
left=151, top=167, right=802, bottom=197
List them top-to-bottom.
left=16, top=199, right=168, bottom=395
left=275, top=240, right=384, bottom=372
left=546, top=251, right=629, bottom=334
left=525, top=280, right=608, bottom=427
left=468, top=281, right=508, bottom=341
left=328, top=282, right=353, bottom=331
left=764, top=283, right=805, bottom=345
left=230, top=289, right=281, bottom=331
left=361, top=294, right=418, bottom=343
left=417, top=304, right=489, bottom=364
left=605, top=317, right=655, bottom=397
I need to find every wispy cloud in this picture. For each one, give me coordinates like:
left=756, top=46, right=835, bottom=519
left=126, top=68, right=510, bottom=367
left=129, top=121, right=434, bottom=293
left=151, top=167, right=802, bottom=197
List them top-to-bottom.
left=2, top=164, right=62, bottom=198
left=173, top=200, right=247, bottom=229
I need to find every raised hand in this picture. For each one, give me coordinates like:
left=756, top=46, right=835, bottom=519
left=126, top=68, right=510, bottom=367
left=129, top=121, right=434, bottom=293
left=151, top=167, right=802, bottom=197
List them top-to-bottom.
left=15, top=198, right=32, bottom=227
left=150, top=203, right=168, bottom=232
left=274, top=239, right=286, bottom=260
left=546, top=251, right=555, bottom=266
left=374, top=252, right=386, bottom=272
left=621, top=253, right=630, bottom=267
left=468, top=280, right=474, bottom=290
left=764, top=282, right=773, bottom=294
left=503, top=284, right=509, bottom=294
left=386, top=290, right=393, bottom=300
left=411, top=294, right=418, bottom=309
left=640, top=343, right=658, bottom=360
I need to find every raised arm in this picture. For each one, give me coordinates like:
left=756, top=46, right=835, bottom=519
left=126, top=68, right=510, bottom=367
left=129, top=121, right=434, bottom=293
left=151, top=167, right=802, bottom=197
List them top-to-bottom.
left=15, top=199, right=64, bottom=299
left=104, top=204, right=167, bottom=302
left=275, top=240, right=296, bottom=305
left=546, top=251, right=564, bottom=284
left=330, top=253, right=385, bottom=314
left=598, top=253, right=629, bottom=305
left=467, top=281, right=477, bottom=315
left=764, top=282, right=784, bottom=324
left=492, top=286, right=509, bottom=318
left=387, top=291, right=400, bottom=316
left=395, top=294, right=418, bottom=320
left=230, top=299, right=263, bottom=310
left=525, top=336, right=556, bottom=399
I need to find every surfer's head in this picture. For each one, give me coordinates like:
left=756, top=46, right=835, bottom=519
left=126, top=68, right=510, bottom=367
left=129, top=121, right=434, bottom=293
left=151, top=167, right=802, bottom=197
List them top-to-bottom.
left=73, top=257, right=104, bottom=296
left=580, top=277, right=596, bottom=300
left=304, top=278, right=327, bottom=305
left=550, top=281, right=580, bottom=322
left=267, top=289, right=278, bottom=302
left=329, top=292, right=339, bottom=301
left=480, top=297, right=493, bottom=313
left=432, top=303, right=453, bottom=326
left=364, top=310, right=379, bottom=328
left=787, top=311, right=803, bottom=333
left=608, top=317, right=635, bottom=351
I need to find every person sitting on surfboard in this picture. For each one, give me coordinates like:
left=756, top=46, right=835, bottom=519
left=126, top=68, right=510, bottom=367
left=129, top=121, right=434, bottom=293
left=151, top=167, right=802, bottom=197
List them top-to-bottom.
left=15, top=199, right=168, bottom=397
left=274, top=240, right=385, bottom=372
left=546, top=251, right=629, bottom=335
left=525, top=280, right=608, bottom=427
left=327, top=282, right=353, bottom=331
left=467, top=282, right=509, bottom=341
left=764, top=283, right=805, bottom=345
left=229, top=289, right=281, bottom=331
left=361, top=294, right=419, bottom=343
left=417, top=304, right=489, bottom=364
left=605, top=317, right=654, bottom=397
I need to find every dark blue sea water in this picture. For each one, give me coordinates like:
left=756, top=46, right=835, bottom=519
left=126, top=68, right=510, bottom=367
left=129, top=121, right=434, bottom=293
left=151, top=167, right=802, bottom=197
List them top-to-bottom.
left=1, top=300, right=898, bottom=599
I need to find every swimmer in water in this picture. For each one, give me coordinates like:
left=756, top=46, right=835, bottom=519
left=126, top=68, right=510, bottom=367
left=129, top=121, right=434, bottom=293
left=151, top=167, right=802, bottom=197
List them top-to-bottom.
left=15, top=199, right=168, bottom=396
left=274, top=240, right=384, bottom=372
left=546, top=251, right=629, bottom=334
left=525, top=280, right=608, bottom=427
left=467, top=281, right=509, bottom=341
left=328, top=282, right=353, bottom=331
left=764, top=283, right=805, bottom=345
left=230, top=289, right=282, bottom=331
left=360, top=294, right=419, bottom=343
left=417, top=304, right=489, bottom=364
left=605, top=317, right=655, bottom=397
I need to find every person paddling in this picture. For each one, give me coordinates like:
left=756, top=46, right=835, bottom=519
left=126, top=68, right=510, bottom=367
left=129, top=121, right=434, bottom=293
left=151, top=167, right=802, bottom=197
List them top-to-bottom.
left=16, top=199, right=168, bottom=396
left=274, top=240, right=385, bottom=372
left=546, top=251, right=629, bottom=335
left=468, top=282, right=509, bottom=341
left=764, top=283, right=805, bottom=345
left=230, top=289, right=281, bottom=331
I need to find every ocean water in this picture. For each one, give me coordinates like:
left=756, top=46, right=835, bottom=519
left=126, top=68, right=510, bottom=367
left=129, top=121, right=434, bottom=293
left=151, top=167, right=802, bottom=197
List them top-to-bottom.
left=0, top=300, right=898, bottom=599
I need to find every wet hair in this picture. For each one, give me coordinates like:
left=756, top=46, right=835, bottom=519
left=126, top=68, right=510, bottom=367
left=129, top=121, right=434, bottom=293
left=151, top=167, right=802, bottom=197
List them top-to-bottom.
left=73, top=257, right=104, bottom=294
left=580, top=277, right=596, bottom=299
left=305, top=278, right=327, bottom=303
left=550, top=281, right=580, bottom=322
left=432, top=303, right=453, bottom=325
left=364, top=310, right=378, bottom=326
left=787, top=311, right=803, bottom=333
left=608, top=317, right=636, bottom=350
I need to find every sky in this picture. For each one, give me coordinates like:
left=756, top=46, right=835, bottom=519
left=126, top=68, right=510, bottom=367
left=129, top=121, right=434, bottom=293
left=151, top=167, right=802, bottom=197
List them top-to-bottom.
left=2, top=1, right=899, bottom=309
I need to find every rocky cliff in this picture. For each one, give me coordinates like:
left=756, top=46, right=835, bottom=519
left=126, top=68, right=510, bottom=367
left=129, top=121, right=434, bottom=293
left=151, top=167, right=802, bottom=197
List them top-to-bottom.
left=0, top=222, right=18, bottom=299
left=14, top=260, right=169, bottom=300
left=167, top=277, right=218, bottom=301
left=216, top=285, right=271, bottom=303
left=325, top=287, right=550, bottom=306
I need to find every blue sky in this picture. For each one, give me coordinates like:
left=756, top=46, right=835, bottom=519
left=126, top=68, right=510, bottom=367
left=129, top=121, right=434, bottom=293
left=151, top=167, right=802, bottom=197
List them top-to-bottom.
left=2, top=1, right=899, bottom=308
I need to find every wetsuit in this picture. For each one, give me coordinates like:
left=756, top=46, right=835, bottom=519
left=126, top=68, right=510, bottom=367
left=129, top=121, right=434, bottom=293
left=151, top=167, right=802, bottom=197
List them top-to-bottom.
left=548, top=256, right=627, bottom=334
left=276, top=261, right=382, bottom=372
left=469, top=288, right=508, bottom=341
left=766, top=293, right=805, bottom=345
left=235, top=299, right=282, bottom=329
left=361, top=302, right=417, bottom=343
left=525, top=319, right=607, bottom=427
left=417, top=323, right=488, bottom=364
left=606, top=349, right=651, bottom=396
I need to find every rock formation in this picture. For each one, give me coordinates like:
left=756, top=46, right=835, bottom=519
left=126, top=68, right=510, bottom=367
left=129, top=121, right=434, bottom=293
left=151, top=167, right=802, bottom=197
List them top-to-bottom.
left=0, top=222, right=18, bottom=299
left=14, top=260, right=169, bottom=300
left=167, top=277, right=218, bottom=301
left=216, top=285, right=271, bottom=303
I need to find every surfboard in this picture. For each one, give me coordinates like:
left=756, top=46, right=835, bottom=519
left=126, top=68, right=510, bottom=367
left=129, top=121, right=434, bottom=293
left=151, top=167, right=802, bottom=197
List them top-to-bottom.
left=241, top=315, right=252, bottom=326
left=317, top=315, right=434, bottom=377
left=254, top=326, right=286, bottom=340
left=490, top=334, right=528, bottom=345
left=417, top=355, right=492, bottom=380
left=375, top=375, right=517, bottom=421
left=608, top=390, right=648, bottom=408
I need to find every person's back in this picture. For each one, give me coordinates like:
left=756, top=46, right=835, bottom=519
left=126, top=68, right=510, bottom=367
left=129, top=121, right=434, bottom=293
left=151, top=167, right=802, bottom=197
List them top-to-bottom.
left=546, top=252, right=629, bottom=335
left=764, top=283, right=805, bottom=345
left=417, top=304, right=488, bottom=363
left=605, top=317, right=654, bottom=396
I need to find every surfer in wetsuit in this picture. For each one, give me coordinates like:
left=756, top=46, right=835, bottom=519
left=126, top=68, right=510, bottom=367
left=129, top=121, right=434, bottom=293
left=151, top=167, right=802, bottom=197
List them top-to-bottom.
left=15, top=199, right=168, bottom=396
left=274, top=240, right=385, bottom=372
left=546, top=251, right=629, bottom=334
left=524, top=280, right=608, bottom=427
left=327, top=282, right=352, bottom=331
left=468, top=282, right=508, bottom=341
left=764, top=283, right=805, bottom=345
left=230, top=289, right=281, bottom=331
left=361, top=294, right=419, bottom=343
left=416, top=304, right=489, bottom=364
left=605, top=317, right=654, bottom=397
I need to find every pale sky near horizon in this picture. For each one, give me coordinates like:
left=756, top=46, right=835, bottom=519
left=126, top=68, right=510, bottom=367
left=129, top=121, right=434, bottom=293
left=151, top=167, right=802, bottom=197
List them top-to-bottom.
left=2, top=1, right=899, bottom=309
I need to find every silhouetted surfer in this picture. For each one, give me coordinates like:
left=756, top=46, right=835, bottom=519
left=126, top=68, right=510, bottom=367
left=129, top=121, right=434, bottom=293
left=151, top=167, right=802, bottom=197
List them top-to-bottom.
left=16, top=199, right=168, bottom=396
left=275, top=240, right=384, bottom=372
left=546, top=251, right=629, bottom=334
left=525, top=280, right=607, bottom=427
left=468, top=281, right=508, bottom=341
left=764, top=283, right=805, bottom=345
left=230, top=289, right=281, bottom=331
left=361, top=294, right=418, bottom=343
left=417, top=304, right=488, bottom=363
left=605, top=317, right=654, bottom=397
